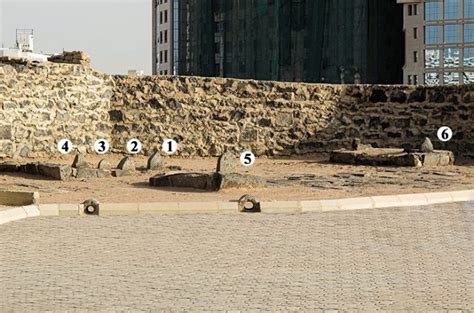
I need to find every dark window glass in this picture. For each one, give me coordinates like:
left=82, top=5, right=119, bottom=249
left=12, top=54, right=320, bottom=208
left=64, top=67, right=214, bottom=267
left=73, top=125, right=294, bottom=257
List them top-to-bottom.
left=425, top=0, right=441, bottom=20
left=444, top=0, right=460, bottom=19
left=465, top=0, right=474, bottom=18
left=464, top=23, right=474, bottom=42
left=444, top=24, right=460, bottom=43
left=425, top=26, right=441, bottom=44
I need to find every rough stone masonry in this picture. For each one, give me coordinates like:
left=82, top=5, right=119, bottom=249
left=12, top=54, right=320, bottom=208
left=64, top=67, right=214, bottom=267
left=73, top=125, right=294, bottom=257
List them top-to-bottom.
left=0, top=57, right=472, bottom=158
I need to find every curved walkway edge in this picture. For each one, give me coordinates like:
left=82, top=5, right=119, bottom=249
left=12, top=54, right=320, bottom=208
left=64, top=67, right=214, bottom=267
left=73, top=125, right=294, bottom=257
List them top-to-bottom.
left=1, top=189, right=473, bottom=225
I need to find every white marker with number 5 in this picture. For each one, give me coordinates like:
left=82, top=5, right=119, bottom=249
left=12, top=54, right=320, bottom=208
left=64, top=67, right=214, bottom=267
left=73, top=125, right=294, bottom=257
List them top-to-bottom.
left=437, top=126, right=453, bottom=142
left=57, top=139, right=73, bottom=154
left=240, top=151, right=256, bottom=167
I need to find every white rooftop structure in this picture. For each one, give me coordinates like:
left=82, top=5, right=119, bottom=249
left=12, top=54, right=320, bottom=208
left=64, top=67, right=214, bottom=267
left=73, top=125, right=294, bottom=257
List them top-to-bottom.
left=0, top=29, right=49, bottom=62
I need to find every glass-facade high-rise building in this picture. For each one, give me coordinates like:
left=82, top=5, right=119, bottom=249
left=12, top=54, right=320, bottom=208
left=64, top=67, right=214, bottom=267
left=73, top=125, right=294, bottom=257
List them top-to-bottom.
left=174, top=0, right=404, bottom=84
left=399, top=0, right=474, bottom=85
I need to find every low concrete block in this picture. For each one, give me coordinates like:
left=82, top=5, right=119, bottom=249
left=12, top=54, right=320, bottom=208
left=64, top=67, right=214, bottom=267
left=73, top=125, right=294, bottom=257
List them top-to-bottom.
left=449, top=190, right=474, bottom=202
left=0, top=191, right=39, bottom=206
left=425, top=192, right=454, bottom=205
left=397, top=193, right=429, bottom=206
left=371, top=195, right=401, bottom=209
left=337, top=197, right=374, bottom=211
left=319, top=199, right=340, bottom=212
left=300, top=200, right=323, bottom=212
left=260, top=201, right=301, bottom=213
left=138, top=202, right=179, bottom=213
left=177, top=202, right=220, bottom=213
left=218, top=202, right=239, bottom=213
left=100, top=203, right=139, bottom=215
left=38, top=204, right=60, bottom=216
left=58, top=204, right=80, bottom=216
left=22, top=205, right=40, bottom=217
left=5, top=207, right=27, bottom=222
left=0, top=210, right=11, bottom=224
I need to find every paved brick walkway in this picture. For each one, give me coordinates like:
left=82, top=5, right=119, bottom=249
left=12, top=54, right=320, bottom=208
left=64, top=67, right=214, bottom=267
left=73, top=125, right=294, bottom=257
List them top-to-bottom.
left=0, top=203, right=473, bottom=311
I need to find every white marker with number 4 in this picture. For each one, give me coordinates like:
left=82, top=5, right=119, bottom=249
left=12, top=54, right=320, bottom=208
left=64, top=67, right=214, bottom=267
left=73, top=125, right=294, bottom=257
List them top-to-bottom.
left=437, top=126, right=453, bottom=142
left=57, top=139, right=73, bottom=154
left=240, top=151, right=256, bottom=167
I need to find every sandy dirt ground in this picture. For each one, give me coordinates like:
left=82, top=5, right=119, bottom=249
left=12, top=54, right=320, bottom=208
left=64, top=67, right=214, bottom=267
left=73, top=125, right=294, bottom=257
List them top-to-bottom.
left=0, top=153, right=473, bottom=204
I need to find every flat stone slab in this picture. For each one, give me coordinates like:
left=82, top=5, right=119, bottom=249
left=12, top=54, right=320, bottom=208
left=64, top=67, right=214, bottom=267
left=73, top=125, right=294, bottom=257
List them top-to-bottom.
left=330, top=148, right=455, bottom=167
left=0, top=162, right=19, bottom=172
left=19, top=162, right=72, bottom=180
left=37, top=163, right=73, bottom=180
left=149, top=172, right=267, bottom=191
left=149, top=173, right=219, bottom=191
left=218, top=173, right=267, bottom=190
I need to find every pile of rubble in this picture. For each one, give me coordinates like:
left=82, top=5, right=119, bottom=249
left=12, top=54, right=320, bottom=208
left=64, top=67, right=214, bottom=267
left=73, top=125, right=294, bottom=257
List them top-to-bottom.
left=48, top=51, right=91, bottom=66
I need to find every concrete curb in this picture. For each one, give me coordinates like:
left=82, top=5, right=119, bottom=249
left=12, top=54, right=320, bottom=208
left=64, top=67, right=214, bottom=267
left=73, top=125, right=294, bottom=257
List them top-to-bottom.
left=1, top=189, right=472, bottom=224
left=0, top=205, right=40, bottom=225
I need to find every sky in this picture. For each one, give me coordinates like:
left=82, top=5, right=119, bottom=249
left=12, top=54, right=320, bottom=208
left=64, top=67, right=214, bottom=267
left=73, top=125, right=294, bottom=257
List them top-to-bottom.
left=0, top=0, right=152, bottom=74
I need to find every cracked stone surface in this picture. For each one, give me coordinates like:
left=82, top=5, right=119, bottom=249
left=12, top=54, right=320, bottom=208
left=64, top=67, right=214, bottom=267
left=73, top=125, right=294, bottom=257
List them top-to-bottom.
left=0, top=203, right=473, bottom=311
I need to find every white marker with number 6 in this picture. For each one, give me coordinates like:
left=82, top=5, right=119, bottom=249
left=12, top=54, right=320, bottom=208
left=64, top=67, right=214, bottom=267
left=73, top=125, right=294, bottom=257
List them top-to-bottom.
left=437, top=126, right=453, bottom=142
left=57, top=139, right=73, bottom=154
left=94, top=139, right=110, bottom=154
left=127, top=139, right=142, bottom=154
left=162, top=139, right=178, bottom=155
left=240, top=151, right=256, bottom=167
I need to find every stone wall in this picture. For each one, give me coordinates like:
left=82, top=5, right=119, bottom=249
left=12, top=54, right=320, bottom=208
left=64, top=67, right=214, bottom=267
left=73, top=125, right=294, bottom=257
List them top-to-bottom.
left=0, top=58, right=113, bottom=158
left=0, top=59, right=472, bottom=158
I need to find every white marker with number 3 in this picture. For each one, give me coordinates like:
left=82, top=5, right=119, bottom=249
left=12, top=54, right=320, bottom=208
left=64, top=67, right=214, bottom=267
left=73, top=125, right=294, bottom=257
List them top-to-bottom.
left=94, top=139, right=110, bottom=154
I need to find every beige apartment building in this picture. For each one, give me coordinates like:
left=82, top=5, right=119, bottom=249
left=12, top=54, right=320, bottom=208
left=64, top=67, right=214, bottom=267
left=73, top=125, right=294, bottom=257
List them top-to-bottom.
left=152, top=0, right=176, bottom=75
left=399, top=0, right=474, bottom=85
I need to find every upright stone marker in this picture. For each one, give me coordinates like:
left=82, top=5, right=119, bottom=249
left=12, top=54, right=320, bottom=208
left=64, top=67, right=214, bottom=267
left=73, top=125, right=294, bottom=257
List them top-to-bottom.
left=420, top=137, right=434, bottom=153
left=147, top=151, right=164, bottom=170
left=216, top=151, right=236, bottom=174
left=72, top=153, right=90, bottom=169
left=117, top=157, right=135, bottom=172
left=97, top=159, right=111, bottom=170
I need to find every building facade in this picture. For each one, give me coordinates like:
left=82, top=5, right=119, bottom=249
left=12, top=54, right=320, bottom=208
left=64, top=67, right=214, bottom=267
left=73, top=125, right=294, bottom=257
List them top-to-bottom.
left=152, top=0, right=179, bottom=75
left=173, top=0, right=404, bottom=84
left=399, top=0, right=474, bottom=85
